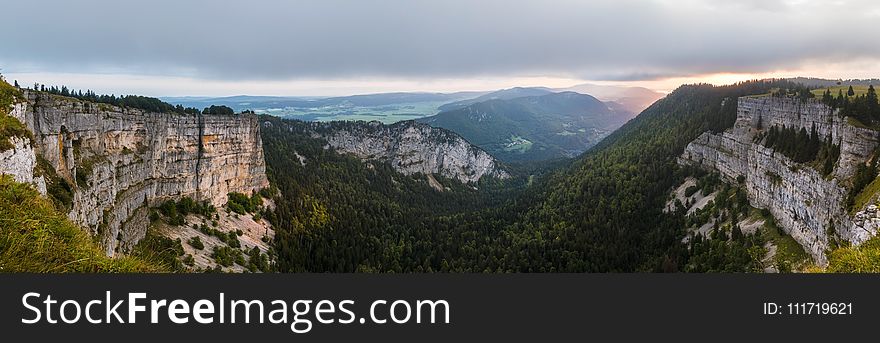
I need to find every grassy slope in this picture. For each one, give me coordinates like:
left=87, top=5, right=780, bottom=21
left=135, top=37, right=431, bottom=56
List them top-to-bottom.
left=0, top=78, right=33, bottom=150
left=810, top=85, right=874, bottom=97
left=850, top=175, right=880, bottom=214
left=0, top=176, right=164, bottom=272
left=825, top=236, right=880, bottom=273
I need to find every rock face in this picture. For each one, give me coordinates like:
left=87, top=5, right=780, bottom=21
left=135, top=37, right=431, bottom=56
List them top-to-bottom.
left=12, top=91, right=268, bottom=255
left=679, top=97, right=880, bottom=265
left=303, top=120, right=509, bottom=183
left=0, top=136, right=47, bottom=195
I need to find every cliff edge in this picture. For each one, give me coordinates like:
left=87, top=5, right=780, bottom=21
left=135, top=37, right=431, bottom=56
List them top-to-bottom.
left=5, top=90, right=269, bottom=255
left=679, top=96, right=880, bottom=265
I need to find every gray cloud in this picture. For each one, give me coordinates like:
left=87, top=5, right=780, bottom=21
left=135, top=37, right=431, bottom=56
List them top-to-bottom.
left=1, top=0, right=878, bottom=82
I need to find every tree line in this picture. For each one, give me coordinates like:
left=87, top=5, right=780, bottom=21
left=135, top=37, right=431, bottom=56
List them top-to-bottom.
left=23, top=83, right=240, bottom=116
left=821, top=85, right=880, bottom=125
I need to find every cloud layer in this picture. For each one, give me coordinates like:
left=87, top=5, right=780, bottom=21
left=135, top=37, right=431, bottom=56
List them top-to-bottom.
left=1, top=0, right=878, bottom=83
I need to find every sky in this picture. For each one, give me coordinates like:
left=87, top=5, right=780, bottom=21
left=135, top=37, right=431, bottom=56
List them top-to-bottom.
left=1, top=0, right=879, bottom=97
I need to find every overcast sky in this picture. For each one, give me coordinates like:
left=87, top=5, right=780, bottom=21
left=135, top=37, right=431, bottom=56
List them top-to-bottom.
left=1, top=0, right=879, bottom=96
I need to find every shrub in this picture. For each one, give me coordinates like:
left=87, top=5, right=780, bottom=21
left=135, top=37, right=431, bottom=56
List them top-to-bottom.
left=226, top=192, right=262, bottom=214
left=187, top=236, right=204, bottom=250
left=211, top=246, right=245, bottom=267
left=182, top=254, right=195, bottom=267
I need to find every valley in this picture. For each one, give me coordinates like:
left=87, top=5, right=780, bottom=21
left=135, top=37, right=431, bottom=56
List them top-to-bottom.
left=3, top=76, right=880, bottom=273
left=418, top=91, right=633, bottom=162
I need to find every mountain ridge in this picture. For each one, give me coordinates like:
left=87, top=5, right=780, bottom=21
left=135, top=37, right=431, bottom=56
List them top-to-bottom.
left=418, top=91, right=632, bottom=162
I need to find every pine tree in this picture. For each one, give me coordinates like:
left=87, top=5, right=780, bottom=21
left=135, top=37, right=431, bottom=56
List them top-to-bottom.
left=13, top=80, right=19, bottom=88
left=848, top=85, right=855, bottom=96
left=867, top=85, right=878, bottom=123
left=822, top=89, right=833, bottom=105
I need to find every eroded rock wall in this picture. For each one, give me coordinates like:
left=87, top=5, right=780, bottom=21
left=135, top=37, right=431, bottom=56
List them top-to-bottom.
left=16, top=91, right=268, bottom=255
left=679, top=97, right=880, bottom=265
left=306, top=120, right=509, bottom=183
left=0, top=136, right=47, bottom=195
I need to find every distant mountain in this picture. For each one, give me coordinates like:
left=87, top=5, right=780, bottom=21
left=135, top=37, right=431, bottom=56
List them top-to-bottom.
left=555, top=83, right=665, bottom=114
left=437, top=87, right=555, bottom=112
left=162, top=91, right=488, bottom=123
left=418, top=91, right=632, bottom=162
left=163, top=92, right=486, bottom=112
left=161, top=95, right=317, bottom=110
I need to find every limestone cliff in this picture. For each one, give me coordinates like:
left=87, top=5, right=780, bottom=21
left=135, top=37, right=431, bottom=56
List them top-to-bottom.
left=8, top=91, right=268, bottom=255
left=679, top=96, right=880, bottom=265
left=282, top=120, right=509, bottom=183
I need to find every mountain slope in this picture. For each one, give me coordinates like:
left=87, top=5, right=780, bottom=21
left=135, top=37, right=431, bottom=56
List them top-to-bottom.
left=514, top=80, right=817, bottom=271
left=556, top=83, right=665, bottom=114
left=437, top=87, right=555, bottom=112
left=419, top=91, right=631, bottom=161
left=260, top=117, right=523, bottom=272
left=0, top=176, right=164, bottom=272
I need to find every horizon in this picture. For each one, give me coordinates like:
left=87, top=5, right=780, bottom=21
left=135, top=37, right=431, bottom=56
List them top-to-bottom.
left=3, top=74, right=876, bottom=99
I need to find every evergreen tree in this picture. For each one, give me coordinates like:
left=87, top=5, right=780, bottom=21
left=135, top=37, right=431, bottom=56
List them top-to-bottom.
left=848, top=85, right=855, bottom=96
left=867, top=85, right=878, bottom=122
left=822, top=89, right=833, bottom=105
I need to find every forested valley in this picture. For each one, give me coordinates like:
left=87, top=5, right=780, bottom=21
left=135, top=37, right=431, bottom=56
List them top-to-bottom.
left=261, top=80, right=811, bottom=272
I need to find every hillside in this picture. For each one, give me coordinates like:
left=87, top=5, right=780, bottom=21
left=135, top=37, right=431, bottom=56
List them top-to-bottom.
left=556, top=83, right=665, bottom=114
left=436, top=87, right=555, bottom=112
left=419, top=91, right=631, bottom=162
left=260, top=116, right=524, bottom=272
left=0, top=176, right=166, bottom=272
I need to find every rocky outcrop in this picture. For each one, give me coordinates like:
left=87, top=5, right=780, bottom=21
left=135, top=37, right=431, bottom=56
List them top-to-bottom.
left=12, top=91, right=268, bottom=255
left=679, top=97, right=880, bottom=265
left=302, top=120, right=509, bottom=183
left=0, top=136, right=47, bottom=195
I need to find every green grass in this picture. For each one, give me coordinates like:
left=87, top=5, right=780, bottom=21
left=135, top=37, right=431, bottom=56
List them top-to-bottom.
left=0, top=78, right=20, bottom=112
left=0, top=79, right=32, bottom=151
left=744, top=85, right=874, bottom=101
left=811, top=85, right=874, bottom=97
left=741, top=88, right=779, bottom=98
left=845, top=116, right=880, bottom=130
left=502, top=135, right=533, bottom=153
left=0, top=175, right=165, bottom=272
left=850, top=175, right=880, bottom=214
left=759, top=217, right=810, bottom=270
left=825, top=236, right=880, bottom=273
